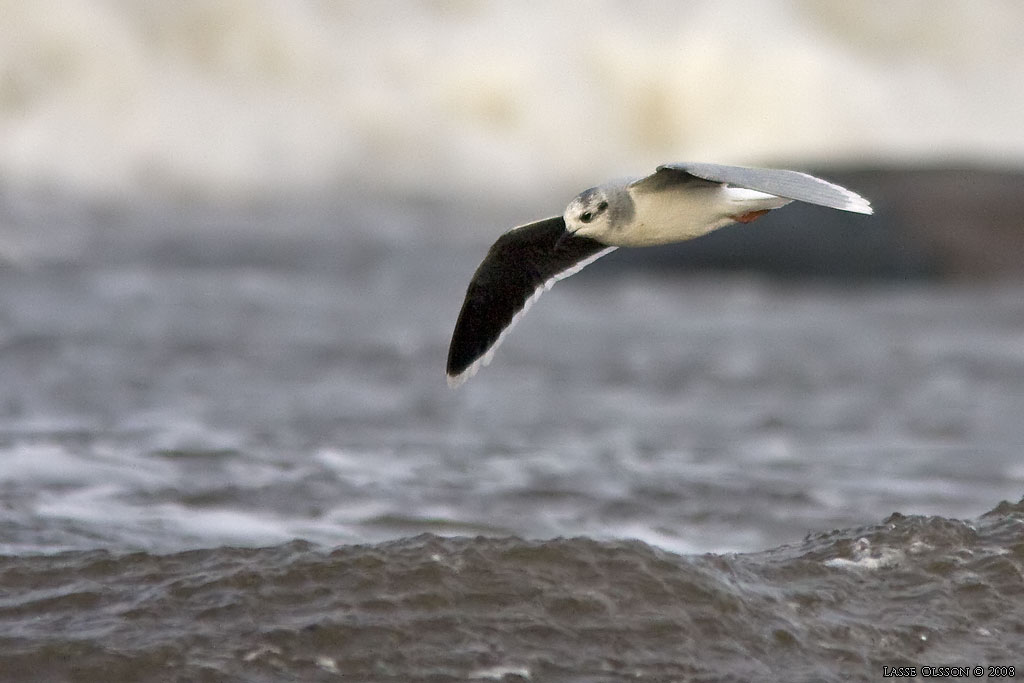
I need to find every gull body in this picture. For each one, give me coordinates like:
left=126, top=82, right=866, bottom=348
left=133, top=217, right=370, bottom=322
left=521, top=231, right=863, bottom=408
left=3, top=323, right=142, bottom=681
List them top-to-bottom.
left=446, top=162, right=873, bottom=387
left=565, top=177, right=792, bottom=247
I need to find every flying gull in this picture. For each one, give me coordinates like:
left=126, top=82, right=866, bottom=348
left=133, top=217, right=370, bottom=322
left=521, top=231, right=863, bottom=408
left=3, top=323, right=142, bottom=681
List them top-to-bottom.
left=447, top=162, right=873, bottom=387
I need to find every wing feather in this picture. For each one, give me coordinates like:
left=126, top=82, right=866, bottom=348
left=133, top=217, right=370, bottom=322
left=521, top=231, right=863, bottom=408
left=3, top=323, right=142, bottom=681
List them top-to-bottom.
left=634, top=162, right=873, bottom=214
left=446, top=216, right=615, bottom=387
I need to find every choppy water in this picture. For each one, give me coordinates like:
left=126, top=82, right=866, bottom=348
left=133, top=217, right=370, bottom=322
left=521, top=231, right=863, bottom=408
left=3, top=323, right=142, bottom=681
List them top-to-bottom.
left=0, top=202, right=1022, bottom=679
left=2, top=243, right=1023, bottom=554
left=1, top=504, right=1022, bottom=682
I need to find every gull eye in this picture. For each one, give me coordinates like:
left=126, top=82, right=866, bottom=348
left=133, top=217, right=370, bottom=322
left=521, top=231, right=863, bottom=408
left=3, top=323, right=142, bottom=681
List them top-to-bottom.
left=597, top=201, right=608, bottom=212
left=580, top=211, right=593, bottom=223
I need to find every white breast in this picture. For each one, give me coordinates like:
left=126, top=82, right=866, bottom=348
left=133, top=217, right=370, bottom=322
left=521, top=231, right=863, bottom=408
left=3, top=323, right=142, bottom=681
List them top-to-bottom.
left=616, top=183, right=791, bottom=247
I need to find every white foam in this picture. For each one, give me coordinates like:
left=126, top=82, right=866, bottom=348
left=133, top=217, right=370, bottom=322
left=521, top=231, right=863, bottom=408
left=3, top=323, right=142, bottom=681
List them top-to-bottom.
left=1, top=2, right=1022, bottom=204
left=824, top=537, right=903, bottom=571
left=470, top=665, right=531, bottom=680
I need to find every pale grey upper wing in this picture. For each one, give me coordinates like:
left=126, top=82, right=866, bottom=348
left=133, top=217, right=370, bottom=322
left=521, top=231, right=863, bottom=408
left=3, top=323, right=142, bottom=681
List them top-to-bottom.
left=632, top=162, right=873, bottom=214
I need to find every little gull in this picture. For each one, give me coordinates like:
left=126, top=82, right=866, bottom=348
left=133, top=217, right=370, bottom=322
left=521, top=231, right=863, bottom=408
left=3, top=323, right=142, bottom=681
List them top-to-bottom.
left=447, top=162, right=873, bottom=387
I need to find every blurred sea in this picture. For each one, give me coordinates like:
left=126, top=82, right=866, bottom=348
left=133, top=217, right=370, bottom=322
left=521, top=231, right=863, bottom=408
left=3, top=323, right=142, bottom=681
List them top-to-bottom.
left=2, top=0, right=1024, bottom=209
left=1, top=2, right=1023, bottom=681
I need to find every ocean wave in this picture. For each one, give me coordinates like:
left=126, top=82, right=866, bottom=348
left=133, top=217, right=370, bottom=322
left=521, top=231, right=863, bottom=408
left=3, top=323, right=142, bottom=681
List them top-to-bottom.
left=1, top=500, right=1021, bottom=681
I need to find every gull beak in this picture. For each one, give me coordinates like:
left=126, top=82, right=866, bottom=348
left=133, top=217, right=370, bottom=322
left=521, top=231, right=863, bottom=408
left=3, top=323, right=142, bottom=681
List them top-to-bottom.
left=554, top=226, right=573, bottom=252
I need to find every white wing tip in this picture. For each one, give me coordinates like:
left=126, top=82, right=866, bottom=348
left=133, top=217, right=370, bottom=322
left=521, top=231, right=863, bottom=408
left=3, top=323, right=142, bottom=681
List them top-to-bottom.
left=798, top=171, right=874, bottom=215
left=812, top=173, right=873, bottom=215
left=842, top=191, right=874, bottom=215
left=447, top=346, right=494, bottom=388
left=446, top=369, right=471, bottom=389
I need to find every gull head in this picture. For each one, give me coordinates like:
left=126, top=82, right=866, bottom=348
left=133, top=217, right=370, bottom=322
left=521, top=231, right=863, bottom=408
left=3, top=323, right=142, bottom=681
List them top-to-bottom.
left=563, top=187, right=614, bottom=240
